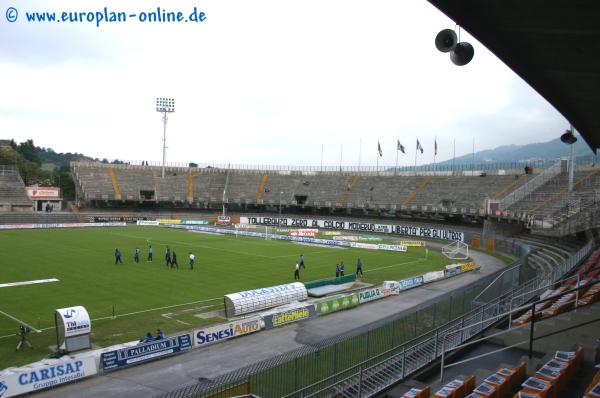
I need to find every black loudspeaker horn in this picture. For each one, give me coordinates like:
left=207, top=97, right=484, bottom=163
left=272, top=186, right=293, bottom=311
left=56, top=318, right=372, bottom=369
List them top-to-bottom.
left=435, top=29, right=458, bottom=53
left=450, top=42, right=474, bottom=66
left=560, top=130, right=577, bottom=145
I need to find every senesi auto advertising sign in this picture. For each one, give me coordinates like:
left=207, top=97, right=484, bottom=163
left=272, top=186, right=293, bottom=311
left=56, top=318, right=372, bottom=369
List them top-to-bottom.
left=194, top=317, right=262, bottom=347
left=0, top=356, right=97, bottom=397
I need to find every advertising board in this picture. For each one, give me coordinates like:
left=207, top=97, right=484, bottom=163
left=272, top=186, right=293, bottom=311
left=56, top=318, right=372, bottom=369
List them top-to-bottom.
left=399, top=276, right=424, bottom=291
left=316, top=294, right=359, bottom=315
left=262, top=305, right=317, bottom=329
left=194, top=317, right=262, bottom=347
left=101, top=334, right=192, bottom=371
left=0, top=356, right=97, bottom=397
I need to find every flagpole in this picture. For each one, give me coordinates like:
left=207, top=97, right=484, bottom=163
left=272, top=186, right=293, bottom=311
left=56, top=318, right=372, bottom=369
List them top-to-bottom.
left=434, top=135, right=437, bottom=176
left=415, top=137, right=418, bottom=176
left=472, top=137, right=475, bottom=176
left=359, top=138, right=361, bottom=169
left=453, top=138, right=455, bottom=174
left=377, top=139, right=379, bottom=169
left=395, top=139, right=399, bottom=176
left=321, top=144, right=323, bottom=172
left=340, top=144, right=343, bottom=172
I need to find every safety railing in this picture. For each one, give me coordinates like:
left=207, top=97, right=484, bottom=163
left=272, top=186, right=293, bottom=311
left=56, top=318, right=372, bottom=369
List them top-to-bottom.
left=498, top=160, right=562, bottom=210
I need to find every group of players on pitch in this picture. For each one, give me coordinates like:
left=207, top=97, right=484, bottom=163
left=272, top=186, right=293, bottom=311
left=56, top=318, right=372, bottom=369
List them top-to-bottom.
left=114, top=245, right=196, bottom=270
left=294, top=254, right=364, bottom=280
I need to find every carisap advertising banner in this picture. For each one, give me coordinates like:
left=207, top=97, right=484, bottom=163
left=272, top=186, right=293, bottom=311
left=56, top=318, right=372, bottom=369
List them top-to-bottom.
left=461, top=262, right=477, bottom=272
left=317, top=294, right=359, bottom=315
left=262, top=305, right=316, bottom=329
left=194, top=317, right=262, bottom=347
left=102, top=334, right=192, bottom=371
left=0, top=356, right=97, bottom=397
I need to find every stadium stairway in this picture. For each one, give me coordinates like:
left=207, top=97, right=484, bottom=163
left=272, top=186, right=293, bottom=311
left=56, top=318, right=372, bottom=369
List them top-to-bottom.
left=107, top=167, right=121, bottom=200
left=188, top=171, right=194, bottom=201
left=256, top=173, right=268, bottom=202
left=402, top=176, right=433, bottom=207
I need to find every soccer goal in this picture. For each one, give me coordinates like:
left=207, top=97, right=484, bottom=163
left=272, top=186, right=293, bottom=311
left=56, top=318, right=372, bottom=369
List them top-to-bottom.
left=442, top=240, right=469, bottom=260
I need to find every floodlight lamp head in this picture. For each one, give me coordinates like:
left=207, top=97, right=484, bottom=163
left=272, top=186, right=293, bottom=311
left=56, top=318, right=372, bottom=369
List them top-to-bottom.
left=156, top=97, right=175, bottom=113
left=560, top=130, right=577, bottom=145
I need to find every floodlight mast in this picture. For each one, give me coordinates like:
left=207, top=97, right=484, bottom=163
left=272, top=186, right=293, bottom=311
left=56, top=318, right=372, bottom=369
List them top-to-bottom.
left=156, top=98, right=175, bottom=178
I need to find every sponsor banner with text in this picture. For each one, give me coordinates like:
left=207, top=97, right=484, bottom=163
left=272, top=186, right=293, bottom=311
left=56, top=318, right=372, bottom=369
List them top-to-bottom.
left=26, top=187, right=60, bottom=198
left=218, top=216, right=231, bottom=222
left=157, top=219, right=181, bottom=225
left=137, top=220, right=159, bottom=226
left=180, top=220, right=209, bottom=225
left=0, top=222, right=125, bottom=230
left=235, top=224, right=257, bottom=228
left=395, top=226, right=464, bottom=242
left=289, top=230, right=318, bottom=237
left=323, top=231, right=341, bottom=235
left=333, top=236, right=358, bottom=241
left=358, top=236, right=382, bottom=242
left=397, top=241, right=425, bottom=247
left=350, top=242, right=379, bottom=250
left=378, top=244, right=408, bottom=252
left=461, top=262, right=477, bottom=272
left=444, top=267, right=462, bottom=278
left=423, top=271, right=445, bottom=283
left=399, top=276, right=424, bottom=291
left=358, top=286, right=393, bottom=304
left=317, top=294, right=359, bottom=315
left=262, top=304, right=317, bottom=329
left=194, top=317, right=262, bottom=347
left=101, top=334, right=192, bottom=371
left=0, top=356, right=97, bottom=397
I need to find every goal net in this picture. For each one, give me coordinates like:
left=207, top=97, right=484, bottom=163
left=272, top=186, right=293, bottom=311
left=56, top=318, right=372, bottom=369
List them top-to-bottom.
left=442, top=240, right=469, bottom=260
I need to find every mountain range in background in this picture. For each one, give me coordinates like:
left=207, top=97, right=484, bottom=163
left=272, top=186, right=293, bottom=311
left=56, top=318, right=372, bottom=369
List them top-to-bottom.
left=431, top=137, right=596, bottom=167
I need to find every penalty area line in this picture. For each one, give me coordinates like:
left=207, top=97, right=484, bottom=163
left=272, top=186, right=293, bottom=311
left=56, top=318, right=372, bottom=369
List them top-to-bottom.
left=0, top=310, right=40, bottom=333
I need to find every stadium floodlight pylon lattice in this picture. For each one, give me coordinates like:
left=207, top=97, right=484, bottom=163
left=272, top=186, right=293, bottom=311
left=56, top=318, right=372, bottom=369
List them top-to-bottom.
left=442, top=240, right=469, bottom=260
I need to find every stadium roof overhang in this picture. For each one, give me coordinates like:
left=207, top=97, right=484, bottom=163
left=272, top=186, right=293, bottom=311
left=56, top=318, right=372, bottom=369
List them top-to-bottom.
left=426, top=0, right=600, bottom=154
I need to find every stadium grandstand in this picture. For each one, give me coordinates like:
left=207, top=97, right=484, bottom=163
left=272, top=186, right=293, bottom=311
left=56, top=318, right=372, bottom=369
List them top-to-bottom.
left=2, top=0, right=600, bottom=396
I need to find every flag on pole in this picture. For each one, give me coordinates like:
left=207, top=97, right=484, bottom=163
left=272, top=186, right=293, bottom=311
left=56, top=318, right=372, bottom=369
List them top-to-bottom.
left=417, top=139, right=423, bottom=154
left=435, top=139, right=438, bottom=155
left=397, top=140, right=405, bottom=154
left=378, top=142, right=383, bottom=157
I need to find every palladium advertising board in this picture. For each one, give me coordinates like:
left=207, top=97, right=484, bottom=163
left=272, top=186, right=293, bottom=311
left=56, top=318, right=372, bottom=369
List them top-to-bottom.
left=317, top=294, right=359, bottom=315
left=262, top=305, right=316, bottom=329
left=194, top=317, right=262, bottom=347
left=102, top=334, right=192, bottom=371
left=0, top=356, right=97, bottom=397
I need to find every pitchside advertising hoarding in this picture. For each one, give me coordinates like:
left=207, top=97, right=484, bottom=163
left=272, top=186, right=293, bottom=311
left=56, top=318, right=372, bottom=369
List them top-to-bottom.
left=239, top=217, right=464, bottom=241
left=399, top=276, right=424, bottom=291
left=357, top=285, right=397, bottom=304
left=317, top=294, right=359, bottom=315
left=262, top=304, right=317, bottom=329
left=194, top=317, right=262, bottom=347
left=101, top=334, right=192, bottom=371
left=0, top=356, right=97, bottom=397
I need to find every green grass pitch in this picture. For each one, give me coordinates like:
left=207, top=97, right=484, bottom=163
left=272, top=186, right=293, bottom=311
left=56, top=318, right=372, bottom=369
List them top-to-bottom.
left=0, top=226, right=459, bottom=370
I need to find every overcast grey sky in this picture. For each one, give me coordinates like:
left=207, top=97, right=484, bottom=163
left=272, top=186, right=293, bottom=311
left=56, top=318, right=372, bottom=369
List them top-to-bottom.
left=0, top=0, right=570, bottom=167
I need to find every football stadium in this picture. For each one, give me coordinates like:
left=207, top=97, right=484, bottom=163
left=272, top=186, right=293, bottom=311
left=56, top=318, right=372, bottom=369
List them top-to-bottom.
left=2, top=2, right=600, bottom=398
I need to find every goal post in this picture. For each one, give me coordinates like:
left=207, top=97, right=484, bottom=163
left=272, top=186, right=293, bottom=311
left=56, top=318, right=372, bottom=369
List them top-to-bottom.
left=442, top=240, right=469, bottom=260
